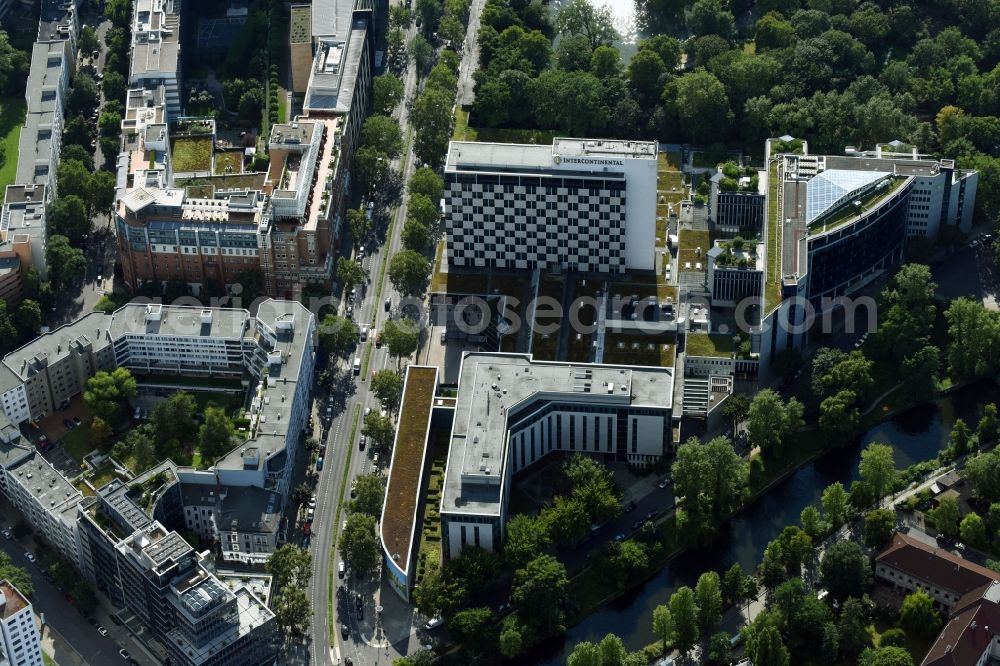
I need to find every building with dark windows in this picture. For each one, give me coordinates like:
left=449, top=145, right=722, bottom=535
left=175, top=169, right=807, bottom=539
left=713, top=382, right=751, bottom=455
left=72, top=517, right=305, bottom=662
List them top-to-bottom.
left=443, top=139, right=658, bottom=272
left=712, top=191, right=765, bottom=236
left=439, top=353, right=673, bottom=561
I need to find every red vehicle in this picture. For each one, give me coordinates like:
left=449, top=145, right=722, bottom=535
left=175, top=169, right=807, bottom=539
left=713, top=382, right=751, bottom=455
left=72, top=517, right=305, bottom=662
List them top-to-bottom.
left=303, top=522, right=312, bottom=537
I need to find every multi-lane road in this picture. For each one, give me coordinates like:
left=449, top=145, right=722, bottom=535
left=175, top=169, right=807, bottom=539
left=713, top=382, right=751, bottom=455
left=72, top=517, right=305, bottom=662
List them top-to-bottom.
left=307, top=16, right=423, bottom=665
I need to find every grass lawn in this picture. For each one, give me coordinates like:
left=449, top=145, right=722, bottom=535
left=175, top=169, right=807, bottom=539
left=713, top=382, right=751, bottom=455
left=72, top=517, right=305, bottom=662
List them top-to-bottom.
left=277, top=85, right=289, bottom=124
left=0, top=99, right=26, bottom=191
left=171, top=137, right=214, bottom=172
left=214, top=150, right=243, bottom=175
left=659, top=151, right=682, bottom=171
left=765, top=160, right=783, bottom=313
left=176, top=173, right=265, bottom=189
left=678, top=228, right=713, bottom=269
left=430, top=240, right=490, bottom=294
left=603, top=332, right=675, bottom=367
left=685, top=332, right=735, bottom=358
left=62, top=422, right=97, bottom=464
left=86, top=465, right=120, bottom=490
left=43, top=654, right=58, bottom=666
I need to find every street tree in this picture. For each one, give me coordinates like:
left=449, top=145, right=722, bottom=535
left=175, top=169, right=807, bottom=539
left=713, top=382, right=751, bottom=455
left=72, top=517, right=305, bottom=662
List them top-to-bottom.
left=372, top=73, right=404, bottom=115
left=411, top=86, right=453, bottom=167
left=361, top=115, right=404, bottom=159
left=409, top=167, right=444, bottom=202
left=408, top=193, right=440, bottom=229
left=47, top=195, right=91, bottom=245
left=347, top=207, right=372, bottom=244
left=401, top=218, right=430, bottom=251
left=46, top=236, right=86, bottom=290
left=388, top=249, right=430, bottom=295
left=337, top=257, right=365, bottom=292
left=319, top=314, right=360, bottom=357
left=381, top=319, right=420, bottom=361
left=371, top=370, right=404, bottom=412
left=747, top=389, right=804, bottom=459
left=819, top=390, right=861, bottom=442
left=721, top=392, right=751, bottom=431
left=978, top=403, right=999, bottom=444
left=362, top=412, right=396, bottom=455
left=950, top=418, right=972, bottom=454
left=671, top=436, right=749, bottom=541
left=859, top=442, right=896, bottom=502
left=350, top=473, right=387, bottom=517
left=292, top=482, right=312, bottom=507
left=818, top=483, right=847, bottom=524
left=541, top=495, right=590, bottom=546
left=929, top=495, right=961, bottom=537
left=800, top=505, right=828, bottom=539
left=863, top=508, right=896, bottom=548
left=340, top=513, right=380, bottom=575
left=504, top=514, right=551, bottom=569
left=820, top=541, right=872, bottom=602
left=265, top=544, right=312, bottom=590
left=0, top=552, right=32, bottom=598
left=511, top=554, right=569, bottom=634
left=695, top=571, right=723, bottom=633
left=272, top=586, right=310, bottom=639
left=670, top=586, right=699, bottom=655
left=900, top=590, right=943, bottom=638
left=652, top=604, right=673, bottom=657
left=448, top=607, right=494, bottom=648
left=748, top=623, right=789, bottom=666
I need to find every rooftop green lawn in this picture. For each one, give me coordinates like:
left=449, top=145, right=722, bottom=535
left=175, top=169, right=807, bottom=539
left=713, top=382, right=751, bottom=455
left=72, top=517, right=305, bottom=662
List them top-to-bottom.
left=0, top=99, right=26, bottom=191
left=451, top=107, right=555, bottom=145
left=170, top=137, right=213, bottom=172
left=214, top=150, right=243, bottom=175
left=658, top=151, right=682, bottom=171
left=764, top=160, right=782, bottom=313
left=175, top=173, right=265, bottom=190
left=678, top=228, right=713, bottom=270
left=603, top=331, right=675, bottom=368
left=685, top=332, right=735, bottom=358
left=382, top=367, right=436, bottom=572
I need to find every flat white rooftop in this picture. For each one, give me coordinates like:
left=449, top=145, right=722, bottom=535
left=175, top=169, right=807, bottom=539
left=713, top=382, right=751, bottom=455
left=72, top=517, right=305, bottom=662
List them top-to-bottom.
left=442, top=353, right=673, bottom=517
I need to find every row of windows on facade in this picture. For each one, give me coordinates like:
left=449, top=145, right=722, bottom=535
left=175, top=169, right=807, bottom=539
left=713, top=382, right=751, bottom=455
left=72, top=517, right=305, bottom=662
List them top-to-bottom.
left=455, top=195, right=623, bottom=206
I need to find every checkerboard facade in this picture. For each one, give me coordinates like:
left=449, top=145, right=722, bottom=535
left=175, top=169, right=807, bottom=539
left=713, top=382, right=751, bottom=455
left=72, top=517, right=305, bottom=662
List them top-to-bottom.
left=444, top=173, right=628, bottom=273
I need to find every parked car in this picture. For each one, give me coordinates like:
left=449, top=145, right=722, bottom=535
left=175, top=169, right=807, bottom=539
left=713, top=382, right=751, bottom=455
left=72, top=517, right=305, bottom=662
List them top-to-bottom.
left=375, top=332, right=383, bottom=347
left=63, top=419, right=75, bottom=429
left=658, top=478, right=669, bottom=489
left=1, top=529, right=11, bottom=540
left=613, top=533, right=626, bottom=542
left=24, top=552, right=35, bottom=563
left=338, top=561, right=346, bottom=579
left=425, top=616, right=444, bottom=630
left=341, top=624, right=349, bottom=639
left=97, top=626, right=109, bottom=636
left=119, top=648, right=130, bottom=659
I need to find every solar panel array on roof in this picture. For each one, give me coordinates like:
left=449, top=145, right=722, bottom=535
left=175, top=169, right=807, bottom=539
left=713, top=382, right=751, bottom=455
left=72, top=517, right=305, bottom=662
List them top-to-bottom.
left=805, top=169, right=891, bottom=223
left=146, top=531, right=190, bottom=565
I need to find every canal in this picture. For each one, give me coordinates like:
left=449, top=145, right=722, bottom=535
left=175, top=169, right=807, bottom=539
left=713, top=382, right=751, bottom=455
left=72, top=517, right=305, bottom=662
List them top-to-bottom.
left=528, top=381, right=1000, bottom=663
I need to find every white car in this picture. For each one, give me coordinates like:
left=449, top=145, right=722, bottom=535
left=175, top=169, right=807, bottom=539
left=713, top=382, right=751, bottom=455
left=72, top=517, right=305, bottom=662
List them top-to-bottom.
left=1, top=529, right=11, bottom=540
left=24, top=552, right=35, bottom=563
left=425, top=616, right=444, bottom=630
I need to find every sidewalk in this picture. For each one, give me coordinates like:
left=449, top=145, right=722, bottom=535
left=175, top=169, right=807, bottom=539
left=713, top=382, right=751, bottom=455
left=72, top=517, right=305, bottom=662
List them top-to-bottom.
left=41, top=624, right=86, bottom=666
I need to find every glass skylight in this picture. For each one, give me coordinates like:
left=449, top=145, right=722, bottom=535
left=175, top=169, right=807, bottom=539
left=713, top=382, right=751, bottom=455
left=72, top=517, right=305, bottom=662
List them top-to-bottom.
left=806, top=169, right=891, bottom=223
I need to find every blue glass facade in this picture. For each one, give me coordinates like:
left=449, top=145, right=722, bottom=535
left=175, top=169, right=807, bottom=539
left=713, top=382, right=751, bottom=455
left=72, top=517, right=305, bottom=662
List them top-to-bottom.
left=805, top=187, right=909, bottom=306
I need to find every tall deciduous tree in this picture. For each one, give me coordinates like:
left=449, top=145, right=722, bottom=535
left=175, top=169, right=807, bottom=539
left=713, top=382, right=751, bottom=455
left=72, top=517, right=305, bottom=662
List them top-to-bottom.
left=388, top=249, right=431, bottom=295
left=381, top=319, right=420, bottom=361
left=859, top=442, right=896, bottom=502
left=341, top=513, right=380, bottom=574
left=695, top=571, right=723, bottom=633
left=669, top=586, right=699, bottom=655
left=900, top=590, right=942, bottom=638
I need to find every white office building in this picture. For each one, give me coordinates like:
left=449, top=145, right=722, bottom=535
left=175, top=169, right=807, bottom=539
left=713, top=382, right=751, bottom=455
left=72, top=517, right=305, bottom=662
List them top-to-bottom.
left=444, top=138, right=658, bottom=273
left=440, top=353, right=673, bottom=560
left=0, top=580, right=43, bottom=666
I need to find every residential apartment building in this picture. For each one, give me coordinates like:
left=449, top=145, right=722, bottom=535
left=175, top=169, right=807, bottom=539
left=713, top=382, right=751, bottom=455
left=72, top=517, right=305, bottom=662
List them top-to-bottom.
left=129, top=0, right=182, bottom=120
left=16, top=37, right=74, bottom=200
left=443, top=139, right=658, bottom=273
left=0, top=185, right=49, bottom=291
left=108, top=304, right=250, bottom=376
left=0, top=313, right=115, bottom=424
left=440, top=353, right=673, bottom=560
left=4, top=452, right=86, bottom=568
left=114, top=523, right=277, bottom=666
left=875, top=532, right=1000, bottom=611
left=0, top=580, right=43, bottom=666
left=922, top=582, right=1000, bottom=666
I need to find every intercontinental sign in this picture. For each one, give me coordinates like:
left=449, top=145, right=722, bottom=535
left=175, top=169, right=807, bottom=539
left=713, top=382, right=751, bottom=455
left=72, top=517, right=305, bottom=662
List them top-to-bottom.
left=554, top=156, right=626, bottom=166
